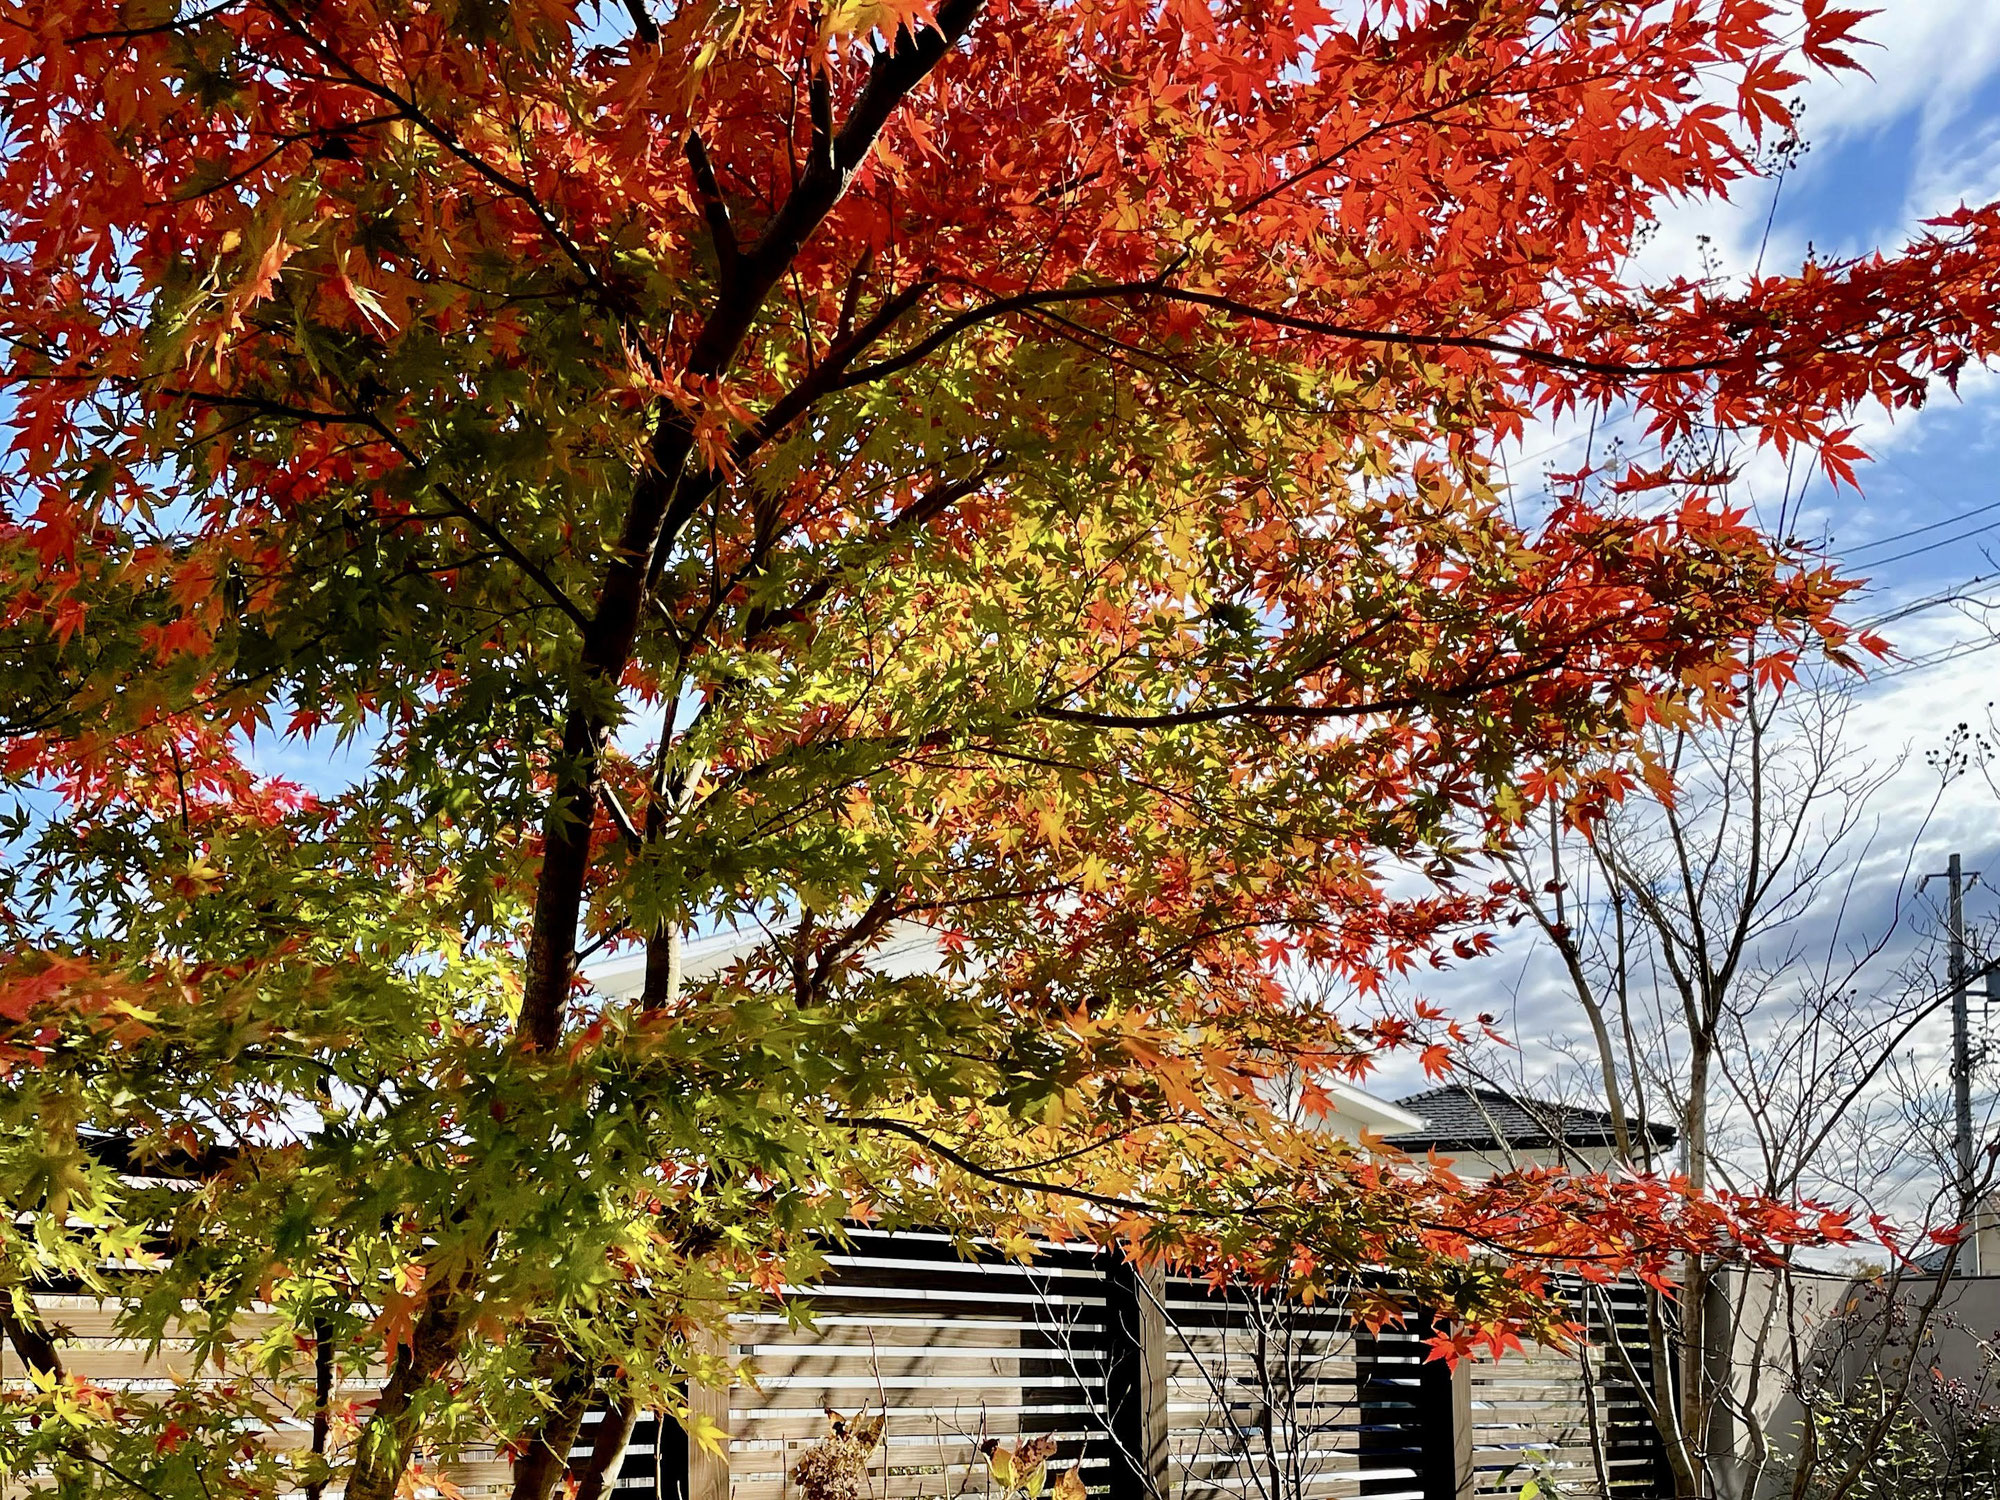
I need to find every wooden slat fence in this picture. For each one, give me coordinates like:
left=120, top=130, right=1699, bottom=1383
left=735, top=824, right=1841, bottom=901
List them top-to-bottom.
left=5, top=1232, right=1670, bottom=1499
left=703, top=1232, right=1120, bottom=1500
left=608, top=1233, right=1670, bottom=1500
left=1161, top=1273, right=1450, bottom=1500
left=1466, top=1282, right=1666, bottom=1500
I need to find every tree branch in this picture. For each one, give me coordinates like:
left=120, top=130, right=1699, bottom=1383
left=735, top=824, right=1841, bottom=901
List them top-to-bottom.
left=517, top=0, right=988, bottom=1052
left=617, top=0, right=659, bottom=45
left=684, top=131, right=739, bottom=283
left=833, top=276, right=1755, bottom=397
left=161, top=389, right=593, bottom=631
left=1029, top=659, right=1559, bottom=730
left=832, top=1114, right=1192, bottom=1217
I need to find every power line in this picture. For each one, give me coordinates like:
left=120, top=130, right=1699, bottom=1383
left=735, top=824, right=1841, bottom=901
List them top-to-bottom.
left=1501, top=405, right=1642, bottom=472
left=1843, top=494, right=2000, bottom=558
left=1851, top=519, right=2000, bottom=571
left=1852, top=575, right=1996, bottom=633
left=1869, top=632, right=2000, bottom=684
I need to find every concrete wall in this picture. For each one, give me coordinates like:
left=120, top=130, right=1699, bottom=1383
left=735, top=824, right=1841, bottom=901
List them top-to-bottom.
left=1710, top=1266, right=2000, bottom=1497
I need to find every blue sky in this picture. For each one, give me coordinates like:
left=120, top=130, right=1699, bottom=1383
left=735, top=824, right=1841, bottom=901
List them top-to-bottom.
left=1655, top=0, right=2000, bottom=887
left=1362, top=2, right=2000, bottom=1227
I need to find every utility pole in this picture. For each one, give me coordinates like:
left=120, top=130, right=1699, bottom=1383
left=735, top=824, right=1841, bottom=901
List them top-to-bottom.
left=1922, top=852, right=1980, bottom=1273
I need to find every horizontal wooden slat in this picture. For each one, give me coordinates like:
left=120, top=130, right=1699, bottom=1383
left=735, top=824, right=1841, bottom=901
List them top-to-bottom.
left=7, top=1249, right=1671, bottom=1500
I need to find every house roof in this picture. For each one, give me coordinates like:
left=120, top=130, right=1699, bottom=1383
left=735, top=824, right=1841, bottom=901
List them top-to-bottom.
left=1317, top=1079, right=1425, bottom=1136
left=1385, top=1084, right=1678, bottom=1154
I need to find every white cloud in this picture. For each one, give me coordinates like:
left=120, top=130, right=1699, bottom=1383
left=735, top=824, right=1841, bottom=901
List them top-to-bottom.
left=1631, top=0, right=2000, bottom=270
left=1803, top=0, right=2000, bottom=150
left=1905, top=105, right=2000, bottom=224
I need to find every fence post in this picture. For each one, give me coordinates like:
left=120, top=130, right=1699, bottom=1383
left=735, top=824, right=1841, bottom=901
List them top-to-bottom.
left=1103, top=1255, right=1170, bottom=1497
left=1367, top=1308, right=1474, bottom=1500
left=654, top=1329, right=731, bottom=1500
left=1415, top=1345, right=1473, bottom=1500
left=686, top=1358, right=731, bottom=1500
left=1454, top=1360, right=1473, bottom=1500
left=651, top=1387, right=730, bottom=1500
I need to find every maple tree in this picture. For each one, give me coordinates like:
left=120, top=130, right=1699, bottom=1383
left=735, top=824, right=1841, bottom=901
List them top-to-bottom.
left=0, top=0, right=1995, bottom=1495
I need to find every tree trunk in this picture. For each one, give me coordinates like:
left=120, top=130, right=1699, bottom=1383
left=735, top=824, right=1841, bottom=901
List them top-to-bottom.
left=515, top=0, right=986, bottom=1051
left=350, top=6, right=988, bottom=1493
left=1677, top=1035, right=1714, bottom=1498
left=1678, top=1257, right=1712, bottom=1498
left=344, top=1295, right=468, bottom=1500
left=512, top=1362, right=595, bottom=1500
left=573, top=1395, right=641, bottom=1500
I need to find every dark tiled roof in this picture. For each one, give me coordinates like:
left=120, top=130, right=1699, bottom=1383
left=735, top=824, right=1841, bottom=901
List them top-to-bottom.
left=1385, top=1084, right=1678, bottom=1153
left=1910, top=1242, right=1951, bottom=1276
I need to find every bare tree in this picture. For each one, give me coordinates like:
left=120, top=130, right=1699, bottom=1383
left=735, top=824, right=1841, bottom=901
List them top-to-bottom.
left=1495, top=650, right=1968, bottom=1498
left=1150, top=1273, right=1362, bottom=1500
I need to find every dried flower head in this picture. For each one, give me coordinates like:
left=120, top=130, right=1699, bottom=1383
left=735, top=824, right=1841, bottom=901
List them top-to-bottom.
left=791, top=1409, right=884, bottom=1500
